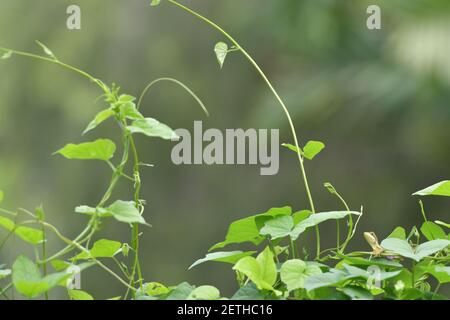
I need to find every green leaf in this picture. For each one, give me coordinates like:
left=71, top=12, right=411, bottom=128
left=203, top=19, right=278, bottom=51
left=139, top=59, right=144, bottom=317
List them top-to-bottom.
left=150, top=0, right=161, bottom=6
left=36, top=41, right=56, bottom=59
left=214, top=42, right=228, bottom=69
left=0, top=51, right=12, bottom=60
left=118, top=94, right=136, bottom=103
left=119, top=102, right=144, bottom=121
left=83, top=109, right=115, bottom=134
left=127, top=118, right=178, bottom=140
left=55, top=139, right=116, bottom=161
left=302, top=140, right=325, bottom=160
left=281, top=143, right=301, bottom=154
left=413, top=180, right=450, bottom=197
left=0, top=190, right=4, bottom=203
left=107, top=200, right=147, bottom=225
left=75, top=205, right=111, bottom=218
left=35, top=206, right=45, bottom=221
left=210, top=206, right=292, bottom=251
left=292, top=210, right=313, bottom=224
left=290, top=211, right=361, bottom=240
left=0, top=215, right=15, bottom=231
left=260, top=215, right=294, bottom=240
left=0, top=216, right=44, bottom=244
left=435, top=220, right=450, bottom=229
left=421, top=221, right=446, bottom=241
left=15, top=226, right=44, bottom=245
left=388, top=226, right=407, bottom=240
left=381, top=238, right=450, bottom=261
left=75, top=239, right=121, bottom=260
left=380, top=239, right=416, bottom=260
left=414, top=240, right=450, bottom=261
left=233, top=247, right=278, bottom=293
left=256, top=247, right=277, bottom=287
left=189, top=251, right=256, bottom=270
left=338, top=255, right=403, bottom=268
left=12, top=256, right=70, bottom=299
left=12, top=256, right=43, bottom=298
left=233, top=257, right=273, bottom=292
left=280, top=259, right=322, bottom=291
left=50, top=260, right=71, bottom=272
left=343, top=264, right=401, bottom=281
left=304, top=265, right=400, bottom=293
left=418, top=265, right=450, bottom=284
left=0, top=268, right=11, bottom=279
left=304, top=269, right=350, bottom=291
left=143, top=282, right=169, bottom=296
left=166, top=282, right=195, bottom=300
left=231, top=283, right=266, bottom=300
left=187, top=285, right=220, bottom=300
left=340, top=286, right=373, bottom=300
left=307, top=287, right=348, bottom=300
left=68, top=289, right=94, bottom=300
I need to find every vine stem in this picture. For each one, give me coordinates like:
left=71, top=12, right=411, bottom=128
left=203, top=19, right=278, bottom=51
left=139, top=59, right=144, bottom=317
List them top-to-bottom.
left=166, top=0, right=320, bottom=258
left=1, top=45, right=146, bottom=296
left=0, top=46, right=144, bottom=271
left=0, top=47, right=108, bottom=93
left=137, top=77, right=209, bottom=116
left=127, top=136, right=144, bottom=299
left=329, top=187, right=353, bottom=253
left=40, top=221, right=136, bottom=292
left=41, top=221, right=48, bottom=300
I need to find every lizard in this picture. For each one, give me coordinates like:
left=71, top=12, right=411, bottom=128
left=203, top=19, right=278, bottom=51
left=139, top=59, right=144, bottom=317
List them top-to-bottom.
left=363, top=231, right=400, bottom=259
left=363, top=231, right=385, bottom=256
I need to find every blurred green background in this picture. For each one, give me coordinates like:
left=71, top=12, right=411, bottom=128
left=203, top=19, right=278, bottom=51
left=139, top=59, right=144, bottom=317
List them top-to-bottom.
left=0, top=0, right=449, bottom=299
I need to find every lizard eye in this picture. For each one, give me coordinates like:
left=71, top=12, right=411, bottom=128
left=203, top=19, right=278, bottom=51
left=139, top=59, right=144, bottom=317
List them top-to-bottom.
left=369, top=232, right=378, bottom=241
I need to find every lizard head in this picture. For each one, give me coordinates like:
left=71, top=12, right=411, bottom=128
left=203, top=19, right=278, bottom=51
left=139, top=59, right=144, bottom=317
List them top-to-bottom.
left=363, top=231, right=379, bottom=244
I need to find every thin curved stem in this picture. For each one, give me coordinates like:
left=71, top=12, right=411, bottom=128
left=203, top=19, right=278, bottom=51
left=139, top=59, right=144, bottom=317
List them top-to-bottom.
left=167, top=0, right=319, bottom=257
left=0, top=47, right=108, bottom=93
left=137, top=77, right=209, bottom=116
left=325, top=185, right=353, bottom=253
left=40, top=221, right=135, bottom=291
left=37, top=223, right=92, bottom=263
left=0, top=283, right=12, bottom=300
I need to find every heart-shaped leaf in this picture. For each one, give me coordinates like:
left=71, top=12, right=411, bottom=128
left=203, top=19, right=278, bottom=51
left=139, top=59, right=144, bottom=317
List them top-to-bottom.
left=214, top=42, right=229, bottom=69
left=83, top=109, right=115, bottom=134
left=127, top=118, right=178, bottom=140
left=55, top=139, right=116, bottom=161
left=302, top=140, right=325, bottom=160
left=413, top=180, right=450, bottom=197
left=107, top=200, right=147, bottom=225
left=210, top=206, right=292, bottom=251
left=290, top=211, right=361, bottom=240
left=260, top=215, right=294, bottom=240
left=381, top=238, right=450, bottom=261
left=75, top=239, right=122, bottom=260
left=233, top=247, right=277, bottom=293
left=189, top=251, right=256, bottom=270
left=280, top=259, right=322, bottom=291
left=187, top=286, right=220, bottom=300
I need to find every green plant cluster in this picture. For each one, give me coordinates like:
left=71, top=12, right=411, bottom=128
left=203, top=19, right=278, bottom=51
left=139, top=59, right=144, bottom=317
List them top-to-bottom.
left=0, top=0, right=449, bottom=300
